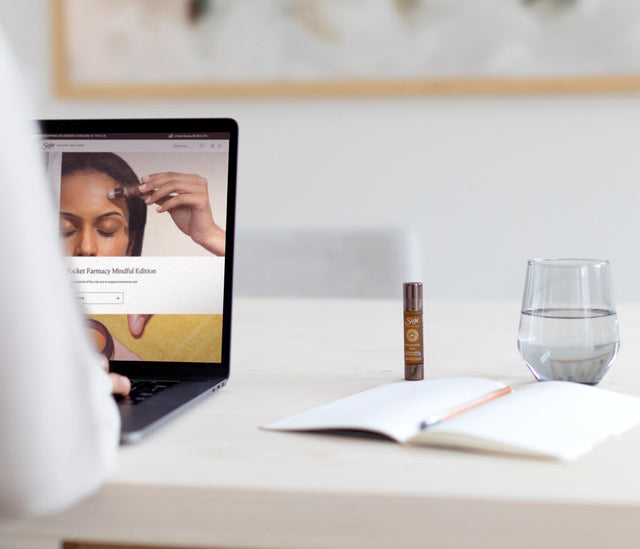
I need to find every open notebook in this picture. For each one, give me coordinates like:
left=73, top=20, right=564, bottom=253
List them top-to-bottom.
left=262, top=377, right=640, bottom=460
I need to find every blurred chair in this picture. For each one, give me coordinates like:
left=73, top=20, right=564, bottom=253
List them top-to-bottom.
left=233, top=227, right=420, bottom=298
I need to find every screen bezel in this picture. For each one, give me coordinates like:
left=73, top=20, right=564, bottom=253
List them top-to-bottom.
left=38, top=118, right=238, bottom=381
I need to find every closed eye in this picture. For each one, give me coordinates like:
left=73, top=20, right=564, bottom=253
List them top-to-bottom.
left=96, top=213, right=128, bottom=237
left=60, top=215, right=78, bottom=238
left=98, top=230, right=118, bottom=238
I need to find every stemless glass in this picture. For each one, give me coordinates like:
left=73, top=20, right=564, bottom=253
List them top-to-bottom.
left=517, top=258, right=620, bottom=385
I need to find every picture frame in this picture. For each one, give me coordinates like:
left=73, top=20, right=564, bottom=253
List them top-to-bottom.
left=52, top=0, right=640, bottom=98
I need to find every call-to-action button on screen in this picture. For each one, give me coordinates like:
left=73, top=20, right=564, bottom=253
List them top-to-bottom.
left=77, top=292, right=124, bottom=305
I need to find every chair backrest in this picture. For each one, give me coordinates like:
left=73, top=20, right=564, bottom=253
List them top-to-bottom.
left=233, top=227, right=420, bottom=298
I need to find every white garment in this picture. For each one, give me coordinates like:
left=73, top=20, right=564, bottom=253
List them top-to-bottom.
left=0, top=35, right=120, bottom=517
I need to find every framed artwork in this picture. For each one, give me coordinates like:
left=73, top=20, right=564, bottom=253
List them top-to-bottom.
left=52, top=0, right=640, bottom=98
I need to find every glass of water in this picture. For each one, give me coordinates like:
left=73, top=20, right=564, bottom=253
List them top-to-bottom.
left=517, top=258, right=619, bottom=385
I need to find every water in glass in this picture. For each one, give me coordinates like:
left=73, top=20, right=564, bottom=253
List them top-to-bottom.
left=518, top=307, right=619, bottom=385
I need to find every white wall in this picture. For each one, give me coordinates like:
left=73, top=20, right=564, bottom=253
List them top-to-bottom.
left=3, top=2, right=640, bottom=301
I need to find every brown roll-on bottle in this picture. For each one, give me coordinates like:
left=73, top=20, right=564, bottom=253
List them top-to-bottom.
left=403, top=282, right=424, bottom=381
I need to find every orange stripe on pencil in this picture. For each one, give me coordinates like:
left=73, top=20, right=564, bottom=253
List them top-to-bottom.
left=419, top=386, right=513, bottom=430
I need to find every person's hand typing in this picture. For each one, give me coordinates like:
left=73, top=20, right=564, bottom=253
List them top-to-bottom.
left=99, top=354, right=131, bottom=396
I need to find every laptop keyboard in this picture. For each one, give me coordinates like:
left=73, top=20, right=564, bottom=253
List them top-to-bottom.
left=115, top=380, right=179, bottom=405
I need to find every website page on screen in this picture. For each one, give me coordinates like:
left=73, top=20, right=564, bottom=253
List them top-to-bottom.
left=41, top=132, right=230, bottom=363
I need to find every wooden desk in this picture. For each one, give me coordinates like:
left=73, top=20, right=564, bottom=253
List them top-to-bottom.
left=3, top=298, right=640, bottom=549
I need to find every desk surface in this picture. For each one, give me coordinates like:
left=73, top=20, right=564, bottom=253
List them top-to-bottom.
left=4, top=298, right=640, bottom=548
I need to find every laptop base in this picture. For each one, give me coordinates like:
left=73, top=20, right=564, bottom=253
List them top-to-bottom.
left=119, top=378, right=227, bottom=444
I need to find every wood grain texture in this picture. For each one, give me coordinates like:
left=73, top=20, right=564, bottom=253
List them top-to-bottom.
left=2, top=299, right=640, bottom=548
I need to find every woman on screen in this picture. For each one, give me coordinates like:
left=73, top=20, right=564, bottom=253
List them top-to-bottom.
left=59, top=152, right=226, bottom=257
left=60, top=152, right=146, bottom=257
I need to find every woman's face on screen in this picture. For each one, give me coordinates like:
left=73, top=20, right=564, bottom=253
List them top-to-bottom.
left=59, top=170, right=133, bottom=256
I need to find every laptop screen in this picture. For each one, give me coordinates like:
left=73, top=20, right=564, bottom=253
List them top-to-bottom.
left=38, top=119, right=237, bottom=376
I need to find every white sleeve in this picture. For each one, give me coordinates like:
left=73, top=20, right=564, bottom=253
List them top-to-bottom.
left=0, top=34, right=120, bottom=517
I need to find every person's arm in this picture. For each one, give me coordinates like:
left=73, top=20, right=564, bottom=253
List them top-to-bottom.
left=0, top=36, right=121, bottom=517
left=140, top=172, right=226, bottom=256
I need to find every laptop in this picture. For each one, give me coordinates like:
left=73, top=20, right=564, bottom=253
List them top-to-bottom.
left=38, top=118, right=238, bottom=443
